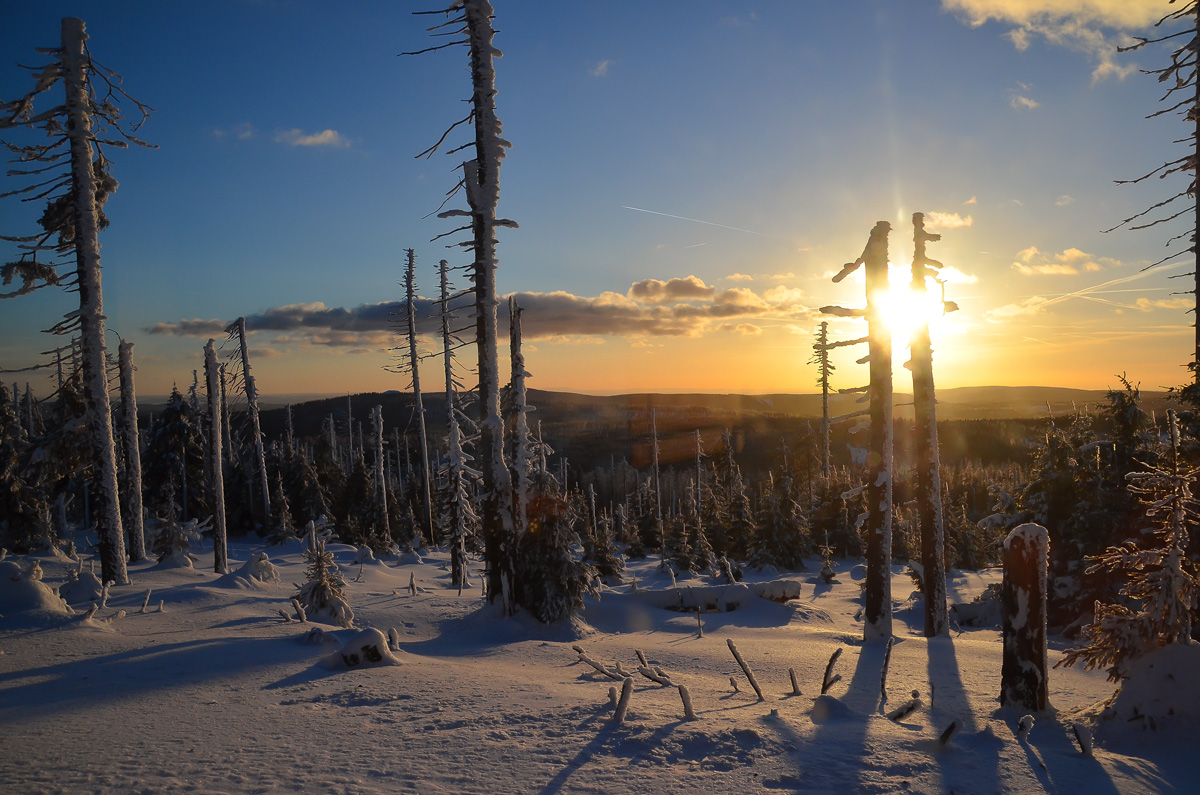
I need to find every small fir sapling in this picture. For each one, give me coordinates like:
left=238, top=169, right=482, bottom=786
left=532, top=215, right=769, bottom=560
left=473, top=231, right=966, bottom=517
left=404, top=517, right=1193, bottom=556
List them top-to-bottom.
left=294, top=534, right=354, bottom=628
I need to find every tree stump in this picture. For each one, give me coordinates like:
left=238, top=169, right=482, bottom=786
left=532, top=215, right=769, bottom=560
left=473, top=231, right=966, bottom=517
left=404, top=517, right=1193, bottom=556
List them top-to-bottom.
left=1001, top=523, right=1049, bottom=711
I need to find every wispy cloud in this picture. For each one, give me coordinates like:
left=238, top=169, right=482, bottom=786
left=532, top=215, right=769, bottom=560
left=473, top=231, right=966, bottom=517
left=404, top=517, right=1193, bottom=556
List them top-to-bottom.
left=590, top=59, right=611, bottom=77
left=1010, top=94, right=1039, bottom=110
left=213, top=122, right=255, bottom=140
left=275, top=128, right=350, bottom=148
left=1055, top=194, right=1075, bottom=206
left=963, top=196, right=977, bottom=205
left=926, top=211, right=974, bottom=230
left=1010, top=245, right=1111, bottom=276
left=986, top=260, right=1184, bottom=321
left=725, top=273, right=754, bottom=282
left=628, top=275, right=715, bottom=303
left=1136, top=296, right=1193, bottom=312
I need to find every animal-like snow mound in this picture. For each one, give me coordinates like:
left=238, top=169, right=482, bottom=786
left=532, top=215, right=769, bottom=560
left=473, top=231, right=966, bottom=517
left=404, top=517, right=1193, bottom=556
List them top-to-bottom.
left=214, top=553, right=281, bottom=589
left=0, top=560, right=74, bottom=617
left=58, top=567, right=104, bottom=604
left=328, top=627, right=401, bottom=668
left=1098, top=643, right=1200, bottom=735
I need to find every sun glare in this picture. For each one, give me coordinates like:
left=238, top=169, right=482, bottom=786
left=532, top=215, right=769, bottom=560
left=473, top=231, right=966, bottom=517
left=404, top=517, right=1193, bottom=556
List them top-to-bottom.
left=873, top=272, right=948, bottom=349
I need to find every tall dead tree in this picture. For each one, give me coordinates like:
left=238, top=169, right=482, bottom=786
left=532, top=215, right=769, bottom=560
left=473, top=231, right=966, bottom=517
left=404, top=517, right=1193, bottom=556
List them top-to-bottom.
left=407, top=0, right=517, bottom=613
left=1105, top=2, right=1198, bottom=382
left=1, top=18, right=154, bottom=583
left=909, top=212, right=955, bottom=637
left=822, top=221, right=894, bottom=642
left=402, top=248, right=433, bottom=545
left=439, top=258, right=478, bottom=588
left=509, top=296, right=532, bottom=538
left=227, top=317, right=270, bottom=525
left=204, top=339, right=228, bottom=574
left=118, top=340, right=145, bottom=563
left=370, top=405, right=390, bottom=539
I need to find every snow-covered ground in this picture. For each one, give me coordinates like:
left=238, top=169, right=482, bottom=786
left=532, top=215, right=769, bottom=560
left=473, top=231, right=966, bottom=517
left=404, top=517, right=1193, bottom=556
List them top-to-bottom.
left=1, top=540, right=1193, bottom=794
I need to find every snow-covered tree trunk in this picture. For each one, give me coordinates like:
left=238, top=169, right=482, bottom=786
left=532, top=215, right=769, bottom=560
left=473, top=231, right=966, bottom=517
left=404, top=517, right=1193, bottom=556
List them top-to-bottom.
left=459, top=0, right=516, bottom=614
left=62, top=17, right=126, bottom=584
left=910, top=212, right=948, bottom=637
left=860, top=222, right=894, bottom=642
left=404, top=249, right=433, bottom=546
left=509, top=296, right=532, bottom=538
left=232, top=317, right=270, bottom=524
left=814, top=321, right=832, bottom=481
left=204, top=339, right=228, bottom=574
left=118, top=340, right=145, bottom=563
left=219, top=363, right=233, bottom=465
left=345, top=394, right=354, bottom=470
left=371, top=405, right=390, bottom=538
left=651, top=408, right=664, bottom=563
left=1001, top=523, right=1049, bottom=711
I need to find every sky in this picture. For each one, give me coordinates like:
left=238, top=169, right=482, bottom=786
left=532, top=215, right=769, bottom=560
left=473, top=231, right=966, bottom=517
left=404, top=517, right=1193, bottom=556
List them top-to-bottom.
left=0, top=0, right=1194, bottom=399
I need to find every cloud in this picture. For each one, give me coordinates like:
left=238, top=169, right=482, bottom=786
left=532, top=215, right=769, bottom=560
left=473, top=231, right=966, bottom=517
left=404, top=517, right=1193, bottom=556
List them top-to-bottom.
left=941, top=0, right=1157, bottom=83
left=590, top=59, right=611, bottom=77
left=1010, top=94, right=1040, bottom=110
left=213, top=122, right=255, bottom=140
left=275, top=129, right=350, bottom=148
left=1055, top=194, right=1075, bottom=206
left=963, top=196, right=978, bottom=205
left=926, top=211, right=974, bottom=230
left=1009, top=246, right=1116, bottom=276
left=939, top=265, right=980, bottom=284
left=769, top=272, right=797, bottom=281
left=725, top=273, right=754, bottom=282
left=628, top=275, right=715, bottom=303
left=149, top=279, right=816, bottom=347
left=1136, top=297, right=1193, bottom=312
left=718, top=323, right=763, bottom=335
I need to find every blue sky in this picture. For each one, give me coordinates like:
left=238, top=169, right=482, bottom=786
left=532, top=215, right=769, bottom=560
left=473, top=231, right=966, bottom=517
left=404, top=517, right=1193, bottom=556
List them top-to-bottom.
left=0, top=1, right=1191, bottom=397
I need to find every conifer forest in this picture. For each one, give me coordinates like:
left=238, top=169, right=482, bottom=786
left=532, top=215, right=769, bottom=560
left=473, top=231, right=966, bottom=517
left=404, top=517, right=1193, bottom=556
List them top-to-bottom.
left=1, top=3, right=1198, bottom=793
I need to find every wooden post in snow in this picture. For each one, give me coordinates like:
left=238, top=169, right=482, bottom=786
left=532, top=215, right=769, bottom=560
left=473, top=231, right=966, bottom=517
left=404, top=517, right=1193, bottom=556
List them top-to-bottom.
left=1001, top=523, right=1049, bottom=711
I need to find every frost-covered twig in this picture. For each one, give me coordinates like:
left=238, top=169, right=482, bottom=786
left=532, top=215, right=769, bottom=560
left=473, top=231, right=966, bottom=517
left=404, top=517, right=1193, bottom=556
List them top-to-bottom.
left=139, top=589, right=151, bottom=614
left=291, top=597, right=307, bottom=623
left=880, top=636, right=894, bottom=704
left=726, top=639, right=764, bottom=701
left=822, top=647, right=843, bottom=695
left=576, top=650, right=623, bottom=681
left=637, top=665, right=673, bottom=687
left=789, top=667, right=802, bottom=696
left=612, top=677, right=633, bottom=724
left=678, top=685, right=697, bottom=720
left=886, top=690, right=922, bottom=721
left=939, top=721, right=959, bottom=748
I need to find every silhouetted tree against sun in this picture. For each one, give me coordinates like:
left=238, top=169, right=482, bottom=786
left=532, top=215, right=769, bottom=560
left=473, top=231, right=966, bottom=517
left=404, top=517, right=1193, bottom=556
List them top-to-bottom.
left=1105, top=1, right=1199, bottom=384
left=1, top=18, right=154, bottom=584
left=821, top=221, right=894, bottom=643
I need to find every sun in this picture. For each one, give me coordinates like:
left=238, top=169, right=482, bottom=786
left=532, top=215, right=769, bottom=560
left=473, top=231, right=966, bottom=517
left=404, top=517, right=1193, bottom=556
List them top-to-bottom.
left=873, top=273, right=948, bottom=347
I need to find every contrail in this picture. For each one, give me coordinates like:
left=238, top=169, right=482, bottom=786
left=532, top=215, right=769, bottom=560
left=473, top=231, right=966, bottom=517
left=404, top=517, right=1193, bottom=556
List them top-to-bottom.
left=621, top=205, right=780, bottom=238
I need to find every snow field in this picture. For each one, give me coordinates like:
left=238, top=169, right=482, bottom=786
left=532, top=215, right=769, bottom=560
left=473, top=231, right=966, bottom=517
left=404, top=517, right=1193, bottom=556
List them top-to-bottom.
left=0, top=540, right=1193, bottom=794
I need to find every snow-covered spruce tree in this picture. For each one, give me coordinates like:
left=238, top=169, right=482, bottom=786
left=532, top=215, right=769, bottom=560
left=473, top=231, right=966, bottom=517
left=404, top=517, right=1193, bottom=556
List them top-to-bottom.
left=408, top=0, right=517, bottom=613
left=1, top=19, right=155, bottom=584
left=909, top=211, right=956, bottom=638
left=821, top=221, right=894, bottom=641
left=226, top=317, right=270, bottom=527
left=204, top=339, right=228, bottom=574
left=117, top=340, right=145, bottom=563
left=142, top=386, right=208, bottom=524
left=1059, top=410, right=1200, bottom=680
left=749, top=457, right=808, bottom=572
left=265, top=473, right=297, bottom=546
left=518, top=489, right=597, bottom=623
left=590, top=508, right=625, bottom=583
left=295, top=531, right=354, bottom=628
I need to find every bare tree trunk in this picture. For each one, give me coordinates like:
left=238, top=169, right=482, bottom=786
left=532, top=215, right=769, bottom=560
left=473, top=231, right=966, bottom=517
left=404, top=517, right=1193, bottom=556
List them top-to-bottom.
left=460, top=0, right=516, bottom=614
left=62, top=17, right=126, bottom=584
left=910, top=212, right=948, bottom=637
left=862, top=221, right=893, bottom=642
left=404, top=249, right=434, bottom=546
left=509, top=297, right=531, bottom=538
left=234, top=317, right=271, bottom=525
left=815, top=321, right=832, bottom=481
left=204, top=339, right=228, bottom=574
left=118, top=341, right=145, bottom=563
left=219, top=363, right=233, bottom=465
left=371, top=405, right=390, bottom=538
left=651, top=408, right=664, bottom=565
left=1001, top=523, right=1049, bottom=711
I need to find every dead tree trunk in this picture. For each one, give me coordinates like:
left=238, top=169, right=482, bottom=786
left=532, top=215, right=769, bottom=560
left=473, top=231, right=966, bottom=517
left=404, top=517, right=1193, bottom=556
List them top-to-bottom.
left=63, top=17, right=126, bottom=584
left=910, top=212, right=948, bottom=637
left=403, top=249, right=433, bottom=546
left=509, top=296, right=531, bottom=538
left=232, top=317, right=270, bottom=525
left=812, top=321, right=833, bottom=481
left=204, top=339, right=228, bottom=574
left=118, top=340, right=145, bottom=563
left=371, top=405, right=390, bottom=539
left=1001, top=523, right=1049, bottom=711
